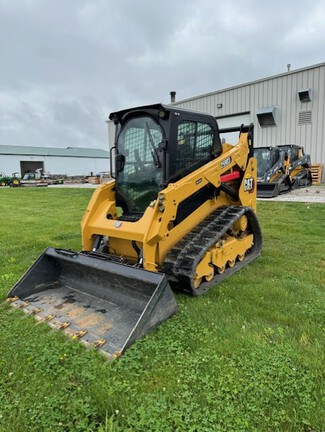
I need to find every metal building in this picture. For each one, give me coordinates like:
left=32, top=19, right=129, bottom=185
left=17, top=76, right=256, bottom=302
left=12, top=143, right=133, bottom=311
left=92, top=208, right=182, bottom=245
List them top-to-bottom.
left=171, top=62, right=325, bottom=178
left=0, top=145, right=110, bottom=178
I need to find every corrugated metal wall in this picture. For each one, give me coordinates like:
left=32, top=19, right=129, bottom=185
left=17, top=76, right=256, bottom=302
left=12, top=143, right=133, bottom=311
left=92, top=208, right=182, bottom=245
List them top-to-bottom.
left=174, top=63, right=325, bottom=173
left=0, top=155, right=109, bottom=177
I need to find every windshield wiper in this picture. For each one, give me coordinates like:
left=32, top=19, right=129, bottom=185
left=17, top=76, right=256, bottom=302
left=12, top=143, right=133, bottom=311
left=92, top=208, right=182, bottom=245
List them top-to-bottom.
left=145, top=122, right=162, bottom=168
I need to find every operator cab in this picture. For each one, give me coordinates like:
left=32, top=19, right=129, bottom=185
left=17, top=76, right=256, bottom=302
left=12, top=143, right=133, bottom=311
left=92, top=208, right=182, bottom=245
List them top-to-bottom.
left=109, top=104, right=222, bottom=219
left=277, top=144, right=300, bottom=162
left=254, top=147, right=281, bottom=178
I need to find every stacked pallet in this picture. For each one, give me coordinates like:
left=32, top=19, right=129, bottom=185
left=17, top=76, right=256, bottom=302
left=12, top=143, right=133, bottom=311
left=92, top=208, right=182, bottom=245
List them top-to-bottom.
left=311, top=163, right=323, bottom=185
left=87, top=176, right=100, bottom=184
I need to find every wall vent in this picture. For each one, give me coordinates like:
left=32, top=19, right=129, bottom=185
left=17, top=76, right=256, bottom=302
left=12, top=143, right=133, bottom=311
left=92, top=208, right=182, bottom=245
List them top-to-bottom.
left=298, top=88, right=312, bottom=102
left=256, top=107, right=278, bottom=127
left=298, top=110, right=312, bottom=125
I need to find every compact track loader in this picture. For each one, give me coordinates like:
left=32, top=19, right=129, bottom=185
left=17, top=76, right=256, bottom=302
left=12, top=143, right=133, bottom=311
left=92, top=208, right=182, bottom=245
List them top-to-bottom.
left=8, top=104, right=262, bottom=358
left=277, top=144, right=312, bottom=189
left=254, top=146, right=291, bottom=198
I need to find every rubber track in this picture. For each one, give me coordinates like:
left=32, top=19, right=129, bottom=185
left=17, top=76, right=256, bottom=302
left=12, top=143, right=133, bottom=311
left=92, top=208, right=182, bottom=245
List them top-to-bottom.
left=292, top=168, right=312, bottom=189
left=162, top=206, right=263, bottom=296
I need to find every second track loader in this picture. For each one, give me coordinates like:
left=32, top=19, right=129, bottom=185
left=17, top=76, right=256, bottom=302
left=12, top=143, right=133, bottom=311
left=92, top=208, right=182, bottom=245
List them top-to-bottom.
left=8, top=103, right=262, bottom=358
left=277, top=144, right=312, bottom=189
left=254, top=146, right=291, bottom=198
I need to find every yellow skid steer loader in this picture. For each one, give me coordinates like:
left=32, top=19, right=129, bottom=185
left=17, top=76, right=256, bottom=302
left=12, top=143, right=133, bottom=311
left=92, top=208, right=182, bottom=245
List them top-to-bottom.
left=8, top=104, right=262, bottom=358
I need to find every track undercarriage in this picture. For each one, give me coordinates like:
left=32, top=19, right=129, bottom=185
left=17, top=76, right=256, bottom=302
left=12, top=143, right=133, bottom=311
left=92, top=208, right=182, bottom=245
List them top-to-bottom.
left=163, top=206, right=262, bottom=295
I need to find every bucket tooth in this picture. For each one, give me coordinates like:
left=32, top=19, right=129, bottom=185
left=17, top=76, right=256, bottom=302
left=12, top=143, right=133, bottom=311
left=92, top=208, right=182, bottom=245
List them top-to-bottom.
left=6, top=296, right=19, bottom=303
left=17, top=301, right=29, bottom=309
left=29, top=307, right=42, bottom=315
left=42, top=314, right=56, bottom=322
left=57, top=321, right=71, bottom=330
left=72, top=330, right=87, bottom=340
left=93, top=339, right=106, bottom=349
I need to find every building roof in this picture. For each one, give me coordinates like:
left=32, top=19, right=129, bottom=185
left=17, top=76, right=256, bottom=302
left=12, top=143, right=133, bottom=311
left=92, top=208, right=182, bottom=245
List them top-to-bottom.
left=172, top=62, right=325, bottom=104
left=0, top=145, right=109, bottom=158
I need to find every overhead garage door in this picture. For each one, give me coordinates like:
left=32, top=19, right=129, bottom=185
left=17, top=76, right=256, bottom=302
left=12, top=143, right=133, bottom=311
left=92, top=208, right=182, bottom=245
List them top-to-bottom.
left=216, top=113, right=251, bottom=145
left=20, top=161, right=44, bottom=177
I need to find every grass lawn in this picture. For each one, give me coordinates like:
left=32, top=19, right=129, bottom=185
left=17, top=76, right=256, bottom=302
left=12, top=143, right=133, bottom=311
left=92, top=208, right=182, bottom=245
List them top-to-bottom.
left=0, top=187, right=324, bottom=432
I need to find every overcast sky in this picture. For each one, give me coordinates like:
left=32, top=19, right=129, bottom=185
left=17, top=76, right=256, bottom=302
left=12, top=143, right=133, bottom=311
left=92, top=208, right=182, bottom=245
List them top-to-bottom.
left=1, top=0, right=324, bottom=150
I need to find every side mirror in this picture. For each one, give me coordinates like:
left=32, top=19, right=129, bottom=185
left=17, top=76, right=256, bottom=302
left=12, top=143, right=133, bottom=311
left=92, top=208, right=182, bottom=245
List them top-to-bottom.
left=115, top=153, right=125, bottom=173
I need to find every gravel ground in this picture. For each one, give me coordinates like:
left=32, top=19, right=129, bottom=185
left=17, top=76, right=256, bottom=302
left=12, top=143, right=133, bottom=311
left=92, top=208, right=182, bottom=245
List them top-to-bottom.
left=49, top=183, right=325, bottom=203
left=49, top=183, right=98, bottom=188
left=258, top=185, right=325, bottom=203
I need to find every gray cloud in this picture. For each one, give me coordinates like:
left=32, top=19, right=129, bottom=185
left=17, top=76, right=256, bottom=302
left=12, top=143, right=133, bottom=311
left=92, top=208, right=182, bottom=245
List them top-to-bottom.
left=1, top=0, right=324, bottom=149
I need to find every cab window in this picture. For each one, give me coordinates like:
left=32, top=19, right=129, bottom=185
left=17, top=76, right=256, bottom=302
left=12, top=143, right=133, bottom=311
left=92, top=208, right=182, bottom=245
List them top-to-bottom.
left=176, top=121, right=214, bottom=177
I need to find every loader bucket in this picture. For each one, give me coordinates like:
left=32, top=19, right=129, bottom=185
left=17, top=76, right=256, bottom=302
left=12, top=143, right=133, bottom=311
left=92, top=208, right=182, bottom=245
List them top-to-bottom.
left=257, top=182, right=280, bottom=198
left=7, top=248, right=178, bottom=358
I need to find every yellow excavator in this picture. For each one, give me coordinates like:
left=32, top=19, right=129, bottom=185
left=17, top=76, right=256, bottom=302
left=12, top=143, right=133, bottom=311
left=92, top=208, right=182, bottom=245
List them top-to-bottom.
left=7, top=104, right=262, bottom=358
